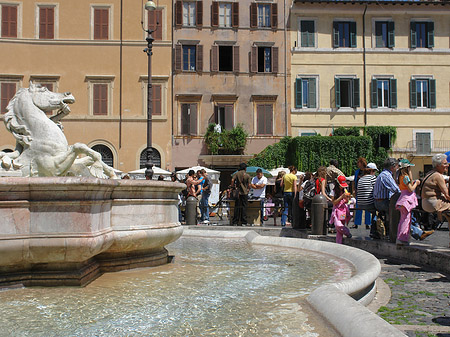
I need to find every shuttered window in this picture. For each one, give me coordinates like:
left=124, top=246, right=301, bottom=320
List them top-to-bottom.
left=211, top=2, right=239, bottom=28
left=257, top=4, right=270, bottom=28
left=1, top=5, right=17, bottom=38
left=39, top=7, right=54, bottom=39
left=94, top=8, right=109, bottom=40
left=148, top=9, right=163, bottom=40
left=300, top=20, right=315, bottom=47
left=333, top=21, right=356, bottom=48
left=375, top=21, right=395, bottom=48
left=411, top=21, right=434, bottom=48
left=252, top=46, right=278, bottom=74
left=295, top=78, right=316, bottom=108
left=335, top=78, right=360, bottom=108
left=370, top=78, right=397, bottom=108
left=410, top=78, right=436, bottom=109
left=1, top=82, right=16, bottom=114
left=93, top=84, right=108, bottom=115
left=152, top=84, right=162, bottom=115
left=181, top=103, right=197, bottom=135
left=214, top=104, right=233, bottom=130
left=256, top=104, right=273, bottom=135
left=416, top=132, right=431, bottom=155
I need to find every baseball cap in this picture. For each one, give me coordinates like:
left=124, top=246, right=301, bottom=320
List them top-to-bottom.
left=367, top=163, right=378, bottom=171
left=337, top=175, right=348, bottom=188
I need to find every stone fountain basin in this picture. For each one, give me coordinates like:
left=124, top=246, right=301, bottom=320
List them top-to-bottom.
left=0, top=177, right=184, bottom=286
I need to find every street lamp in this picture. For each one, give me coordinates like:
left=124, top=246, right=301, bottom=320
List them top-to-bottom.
left=143, top=1, right=156, bottom=179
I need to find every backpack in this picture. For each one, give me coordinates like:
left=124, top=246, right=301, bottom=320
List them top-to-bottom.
left=303, top=180, right=317, bottom=200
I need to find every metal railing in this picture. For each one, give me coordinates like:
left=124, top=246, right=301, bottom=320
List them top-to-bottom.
left=404, top=140, right=450, bottom=155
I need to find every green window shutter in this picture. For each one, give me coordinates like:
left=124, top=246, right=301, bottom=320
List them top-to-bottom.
left=388, top=21, right=395, bottom=48
left=333, top=22, right=339, bottom=48
left=350, top=22, right=357, bottom=48
left=410, top=22, right=417, bottom=48
left=427, top=22, right=434, bottom=48
left=295, top=78, right=302, bottom=108
left=308, top=78, right=316, bottom=108
left=335, top=78, right=341, bottom=108
left=352, top=78, right=360, bottom=108
left=389, top=78, right=397, bottom=108
left=371, top=79, right=378, bottom=108
left=410, top=79, right=417, bottom=108
left=429, top=79, right=436, bottom=108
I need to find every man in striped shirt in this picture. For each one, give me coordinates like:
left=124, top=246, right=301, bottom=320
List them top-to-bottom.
left=373, top=158, right=401, bottom=237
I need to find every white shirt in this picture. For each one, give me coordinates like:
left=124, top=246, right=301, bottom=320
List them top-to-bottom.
left=250, top=176, right=267, bottom=198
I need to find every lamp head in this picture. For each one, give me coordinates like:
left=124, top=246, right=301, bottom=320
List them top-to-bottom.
left=145, top=1, right=157, bottom=11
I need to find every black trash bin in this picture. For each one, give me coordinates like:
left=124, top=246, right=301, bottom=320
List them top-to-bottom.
left=311, top=194, right=328, bottom=235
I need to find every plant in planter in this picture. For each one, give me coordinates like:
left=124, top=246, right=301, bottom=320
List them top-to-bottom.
left=204, top=123, right=248, bottom=155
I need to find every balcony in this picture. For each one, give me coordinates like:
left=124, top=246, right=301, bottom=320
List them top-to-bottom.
left=403, top=140, right=450, bottom=156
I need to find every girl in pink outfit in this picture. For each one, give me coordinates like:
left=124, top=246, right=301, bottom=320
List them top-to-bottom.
left=395, top=159, right=420, bottom=245
left=329, top=175, right=352, bottom=244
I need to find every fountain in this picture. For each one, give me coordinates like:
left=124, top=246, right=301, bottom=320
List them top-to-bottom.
left=0, top=86, right=183, bottom=286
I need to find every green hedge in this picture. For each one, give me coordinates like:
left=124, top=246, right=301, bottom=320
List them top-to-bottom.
left=248, top=136, right=291, bottom=169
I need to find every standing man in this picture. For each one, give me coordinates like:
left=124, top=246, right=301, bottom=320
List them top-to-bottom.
left=373, top=158, right=400, bottom=239
left=231, top=163, right=251, bottom=226
left=281, top=166, right=298, bottom=227
left=249, top=168, right=268, bottom=226
left=199, top=169, right=213, bottom=224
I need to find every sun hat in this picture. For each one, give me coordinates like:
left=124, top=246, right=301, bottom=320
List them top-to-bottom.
left=398, top=159, right=415, bottom=169
left=367, top=162, right=378, bottom=171
left=337, top=175, right=348, bottom=188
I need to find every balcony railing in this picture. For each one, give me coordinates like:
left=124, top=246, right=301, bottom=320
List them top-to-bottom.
left=404, top=140, right=450, bottom=155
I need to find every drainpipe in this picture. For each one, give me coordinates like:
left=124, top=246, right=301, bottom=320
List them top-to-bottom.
left=119, top=0, right=123, bottom=148
left=171, top=0, right=175, bottom=158
left=284, top=0, right=288, bottom=137
left=362, top=4, right=368, bottom=129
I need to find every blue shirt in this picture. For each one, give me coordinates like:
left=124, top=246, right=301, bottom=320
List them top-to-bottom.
left=373, top=169, right=400, bottom=199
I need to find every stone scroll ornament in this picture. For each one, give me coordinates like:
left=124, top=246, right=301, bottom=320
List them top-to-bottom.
left=0, top=84, right=117, bottom=178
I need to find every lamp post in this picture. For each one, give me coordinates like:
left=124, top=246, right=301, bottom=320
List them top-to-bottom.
left=143, top=1, right=157, bottom=180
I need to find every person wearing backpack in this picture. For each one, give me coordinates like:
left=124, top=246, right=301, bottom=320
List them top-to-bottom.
left=281, top=166, right=297, bottom=227
left=273, top=171, right=285, bottom=226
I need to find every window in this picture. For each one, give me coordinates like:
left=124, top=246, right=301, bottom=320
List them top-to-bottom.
left=175, top=0, right=202, bottom=28
left=211, top=2, right=238, bottom=28
left=250, top=3, right=277, bottom=29
left=1, top=5, right=17, bottom=38
left=39, top=6, right=54, bottom=39
left=93, top=8, right=109, bottom=40
left=148, top=9, right=162, bottom=40
left=300, top=20, right=315, bottom=48
left=333, top=21, right=356, bottom=48
left=375, top=21, right=394, bottom=48
left=411, top=21, right=434, bottom=48
left=175, top=44, right=203, bottom=73
left=211, top=45, right=239, bottom=73
left=250, top=46, right=278, bottom=74
left=87, top=77, right=114, bottom=116
left=295, top=77, right=316, bottom=108
left=335, top=78, right=360, bottom=108
left=371, top=78, right=397, bottom=108
left=410, top=78, right=436, bottom=108
left=1, top=82, right=17, bottom=114
left=93, top=84, right=108, bottom=115
left=181, top=103, right=197, bottom=135
left=214, top=104, right=233, bottom=130
left=256, top=104, right=273, bottom=135
left=416, top=132, right=431, bottom=155
left=92, top=145, right=114, bottom=167
left=140, top=147, right=161, bottom=168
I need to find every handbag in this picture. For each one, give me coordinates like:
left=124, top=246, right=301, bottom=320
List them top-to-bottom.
left=230, top=187, right=239, bottom=200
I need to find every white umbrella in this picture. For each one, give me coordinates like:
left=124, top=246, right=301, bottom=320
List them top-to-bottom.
left=127, top=166, right=172, bottom=180
left=176, top=166, right=220, bottom=182
left=268, top=167, right=305, bottom=185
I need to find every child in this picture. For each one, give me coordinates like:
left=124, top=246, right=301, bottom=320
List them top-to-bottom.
left=395, top=159, right=420, bottom=246
left=329, top=175, right=352, bottom=244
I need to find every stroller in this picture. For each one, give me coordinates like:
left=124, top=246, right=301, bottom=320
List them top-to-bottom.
left=209, top=190, right=229, bottom=221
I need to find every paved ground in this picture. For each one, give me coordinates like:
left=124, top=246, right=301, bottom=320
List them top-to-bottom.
left=195, top=214, right=450, bottom=337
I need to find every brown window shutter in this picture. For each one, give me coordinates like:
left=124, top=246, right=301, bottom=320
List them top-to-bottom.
left=175, top=0, right=182, bottom=28
left=196, top=1, right=203, bottom=28
left=211, top=2, right=218, bottom=27
left=232, top=3, right=239, bottom=28
left=250, top=3, right=257, bottom=28
left=271, top=3, right=278, bottom=29
left=2, top=5, right=17, bottom=38
left=39, top=7, right=54, bottom=39
left=94, top=9, right=108, bottom=40
left=101, top=9, right=109, bottom=39
left=148, top=9, right=163, bottom=40
left=174, top=44, right=182, bottom=71
left=196, top=44, right=203, bottom=73
left=211, top=45, right=218, bottom=72
left=233, top=45, right=239, bottom=73
left=250, top=46, right=257, bottom=73
left=271, top=47, right=278, bottom=74
left=1, top=83, right=15, bottom=114
left=93, top=84, right=108, bottom=115
left=152, top=84, right=162, bottom=115
left=189, top=103, right=197, bottom=135
left=181, top=104, right=189, bottom=134
left=214, top=105, right=219, bottom=124
left=224, top=105, right=233, bottom=130
left=257, top=105, right=264, bottom=135
left=265, top=105, right=273, bottom=135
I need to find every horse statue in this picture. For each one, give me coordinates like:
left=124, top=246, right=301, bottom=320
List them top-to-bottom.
left=0, top=84, right=117, bottom=178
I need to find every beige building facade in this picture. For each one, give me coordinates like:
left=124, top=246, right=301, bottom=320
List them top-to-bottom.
left=0, top=0, right=173, bottom=173
left=290, top=0, right=450, bottom=176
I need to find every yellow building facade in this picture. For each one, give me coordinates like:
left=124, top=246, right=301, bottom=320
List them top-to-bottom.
left=0, top=0, right=173, bottom=173
left=290, top=0, right=450, bottom=176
